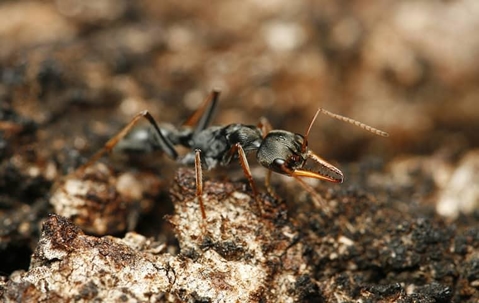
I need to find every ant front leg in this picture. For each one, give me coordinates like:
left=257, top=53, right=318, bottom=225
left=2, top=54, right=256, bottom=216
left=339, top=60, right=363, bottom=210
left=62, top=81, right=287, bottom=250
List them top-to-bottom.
left=77, top=110, right=178, bottom=174
left=229, top=143, right=263, bottom=215
left=194, top=149, right=207, bottom=220
left=270, top=158, right=330, bottom=213
left=264, top=170, right=280, bottom=201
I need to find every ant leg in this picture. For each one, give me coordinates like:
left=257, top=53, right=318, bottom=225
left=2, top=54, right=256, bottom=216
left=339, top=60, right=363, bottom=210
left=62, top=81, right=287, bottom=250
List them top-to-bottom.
left=183, top=90, right=220, bottom=133
left=77, top=110, right=178, bottom=174
left=258, top=117, right=273, bottom=136
left=233, top=143, right=263, bottom=214
left=194, top=149, right=207, bottom=220
left=270, top=159, right=330, bottom=213
left=265, top=169, right=281, bottom=201
left=292, top=176, right=330, bottom=213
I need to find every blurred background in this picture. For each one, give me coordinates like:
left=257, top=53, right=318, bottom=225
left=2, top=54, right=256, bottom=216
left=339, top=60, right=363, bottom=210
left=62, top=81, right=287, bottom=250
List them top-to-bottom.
left=0, top=0, right=479, bottom=300
left=1, top=0, right=478, bottom=160
left=1, top=0, right=479, bottom=273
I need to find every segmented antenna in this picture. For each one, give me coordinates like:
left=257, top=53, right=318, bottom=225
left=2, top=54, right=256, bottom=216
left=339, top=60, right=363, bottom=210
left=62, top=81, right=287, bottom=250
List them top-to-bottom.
left=301, top=108, right=322, bottom=152
left=318, top=108, right=389, bottom=137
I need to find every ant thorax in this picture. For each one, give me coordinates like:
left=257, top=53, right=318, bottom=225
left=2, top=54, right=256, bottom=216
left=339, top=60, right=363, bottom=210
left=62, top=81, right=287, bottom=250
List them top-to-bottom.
left=180, top=124, right=262, bottom=170
left=222, top=124, right=263, bottom=153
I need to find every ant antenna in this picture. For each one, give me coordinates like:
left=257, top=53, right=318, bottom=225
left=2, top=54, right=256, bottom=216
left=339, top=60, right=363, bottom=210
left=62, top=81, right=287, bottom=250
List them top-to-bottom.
left=301, top=108, right=321, bottom=152
left=318, top=108, right=389, bottom=137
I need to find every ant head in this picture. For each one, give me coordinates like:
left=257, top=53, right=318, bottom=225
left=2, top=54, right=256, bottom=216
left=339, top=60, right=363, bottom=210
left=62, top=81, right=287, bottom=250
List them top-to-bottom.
left=256, top=108, right=344, bottom=183
left=256, top=130, right=308, bottom=175
left=256, top=130, right=343, bottom=183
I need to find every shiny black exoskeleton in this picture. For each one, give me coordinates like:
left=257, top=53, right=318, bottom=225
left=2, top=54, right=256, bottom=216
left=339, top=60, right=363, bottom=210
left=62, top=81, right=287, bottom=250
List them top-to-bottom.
left=81, top=90, right=388, bottom=218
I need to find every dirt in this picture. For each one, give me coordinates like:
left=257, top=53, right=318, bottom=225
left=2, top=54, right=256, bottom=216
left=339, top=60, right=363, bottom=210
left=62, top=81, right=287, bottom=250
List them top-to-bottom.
left=1, top=1, right=479, bottom=302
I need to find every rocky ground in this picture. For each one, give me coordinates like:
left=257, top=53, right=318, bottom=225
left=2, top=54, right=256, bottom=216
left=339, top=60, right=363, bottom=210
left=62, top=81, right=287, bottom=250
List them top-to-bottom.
left=1, top=1, right=479, bottom=302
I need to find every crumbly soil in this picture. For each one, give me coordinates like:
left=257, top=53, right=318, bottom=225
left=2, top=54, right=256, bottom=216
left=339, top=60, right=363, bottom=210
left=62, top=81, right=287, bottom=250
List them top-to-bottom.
left=1, top=1, right=479, bottom=302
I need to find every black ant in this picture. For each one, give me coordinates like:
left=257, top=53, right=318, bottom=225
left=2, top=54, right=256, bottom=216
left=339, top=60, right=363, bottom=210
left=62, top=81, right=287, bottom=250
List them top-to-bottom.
left=78, top=90, right=388, bottom=219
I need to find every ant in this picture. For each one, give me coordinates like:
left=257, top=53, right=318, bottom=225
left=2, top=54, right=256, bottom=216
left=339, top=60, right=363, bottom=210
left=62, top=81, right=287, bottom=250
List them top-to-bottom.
left=78, top=90, right=388, bottom=220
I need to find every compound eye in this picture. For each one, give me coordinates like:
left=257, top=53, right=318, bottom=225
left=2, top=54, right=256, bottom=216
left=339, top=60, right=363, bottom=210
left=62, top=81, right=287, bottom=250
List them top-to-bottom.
left=293, top=134, right=307, bottom=152
left=295, top=134, right=304, bottom=144
left=270, top=158, right=293, bottom=175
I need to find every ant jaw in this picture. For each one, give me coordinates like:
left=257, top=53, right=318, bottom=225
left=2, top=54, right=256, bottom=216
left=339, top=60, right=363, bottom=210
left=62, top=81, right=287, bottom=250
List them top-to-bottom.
left=301, top=150, right=345, bottom=183
left=268, top=152, right=344, bottom=183
left=291, top=169, right=343, bottom=183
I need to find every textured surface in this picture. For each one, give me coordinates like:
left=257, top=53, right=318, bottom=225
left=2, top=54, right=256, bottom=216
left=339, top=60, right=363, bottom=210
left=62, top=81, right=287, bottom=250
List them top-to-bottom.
left=1, top=0, right=479, bottom=302
left=2, top=168, right=478, bottom=301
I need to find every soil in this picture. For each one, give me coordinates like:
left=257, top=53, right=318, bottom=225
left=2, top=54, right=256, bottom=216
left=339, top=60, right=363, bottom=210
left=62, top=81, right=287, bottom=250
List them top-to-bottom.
left=1, top=1, right=479, bottom=302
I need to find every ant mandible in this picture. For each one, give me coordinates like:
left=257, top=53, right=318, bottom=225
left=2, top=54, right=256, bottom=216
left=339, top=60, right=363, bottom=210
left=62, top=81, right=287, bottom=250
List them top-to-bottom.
left=78, top=90, right=388, bottom=219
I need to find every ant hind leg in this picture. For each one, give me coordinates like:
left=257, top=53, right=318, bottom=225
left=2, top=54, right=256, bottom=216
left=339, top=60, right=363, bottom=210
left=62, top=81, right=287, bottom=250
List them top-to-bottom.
left=77, top=110, right=178, bottom=174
